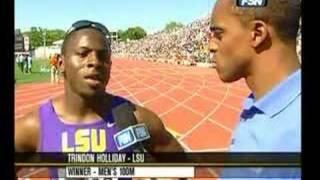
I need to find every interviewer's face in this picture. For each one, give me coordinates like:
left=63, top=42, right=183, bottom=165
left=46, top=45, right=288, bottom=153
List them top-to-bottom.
left=209, top=0, right=252, bottom=82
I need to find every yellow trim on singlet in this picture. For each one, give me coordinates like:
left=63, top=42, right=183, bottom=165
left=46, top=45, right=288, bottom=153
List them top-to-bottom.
left=166, top=127, right=182, bottom=138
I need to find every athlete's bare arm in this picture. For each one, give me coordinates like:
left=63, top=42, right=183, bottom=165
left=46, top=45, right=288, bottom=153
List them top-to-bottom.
left=134, top=105, right=185, bottom=152
left=15, top=110, right=40, bottom=152
left=15, top=110, right=40, bottom=177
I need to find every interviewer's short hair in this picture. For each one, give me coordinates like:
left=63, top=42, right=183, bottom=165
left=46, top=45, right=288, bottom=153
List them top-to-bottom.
left=229, top=0, right=301, bottom=43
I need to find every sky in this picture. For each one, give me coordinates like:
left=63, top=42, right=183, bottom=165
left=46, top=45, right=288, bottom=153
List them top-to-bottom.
left=15, top=0, right=216, bottom=34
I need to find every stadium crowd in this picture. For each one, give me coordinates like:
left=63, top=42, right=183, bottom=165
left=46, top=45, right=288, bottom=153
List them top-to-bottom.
left=111, top=16, right=302, bottom=66
left=112, top=16, right=212, bottom=66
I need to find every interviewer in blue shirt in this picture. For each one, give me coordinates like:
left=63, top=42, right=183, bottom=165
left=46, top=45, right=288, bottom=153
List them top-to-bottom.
left=209, top=0, right=301, bottom=179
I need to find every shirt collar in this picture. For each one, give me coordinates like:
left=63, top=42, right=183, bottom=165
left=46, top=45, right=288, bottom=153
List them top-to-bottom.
left=244, top=69, right=301, bottom=118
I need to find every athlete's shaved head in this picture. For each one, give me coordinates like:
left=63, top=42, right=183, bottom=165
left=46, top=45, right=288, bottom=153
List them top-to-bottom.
left=228, top=0, right=301, bottom=43
left=62, top=20, right=111, bottom=56
left=59, top=23, right=113, bottom=98
left=62, top=28, right=111, bottom=56
left=61, top=32, right=76, bottom=55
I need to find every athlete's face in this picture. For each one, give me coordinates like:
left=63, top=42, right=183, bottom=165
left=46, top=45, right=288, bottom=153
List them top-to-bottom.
left=209, top=0, right=253, bottom=82
left=62, top=28, right=111, bottom=97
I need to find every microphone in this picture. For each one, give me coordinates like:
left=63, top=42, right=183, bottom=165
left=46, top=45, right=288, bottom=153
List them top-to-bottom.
left=113, top=123, right=151, bottom=151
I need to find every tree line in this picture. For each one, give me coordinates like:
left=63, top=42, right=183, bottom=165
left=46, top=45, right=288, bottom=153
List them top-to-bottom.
left=22, top=21, right=184, bottom=48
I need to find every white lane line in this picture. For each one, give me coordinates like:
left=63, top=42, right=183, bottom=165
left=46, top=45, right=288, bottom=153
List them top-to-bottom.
left=178, top=84, right=231, bottom=141
left=207, top=118, right=233, bottom=133
left=21, top=168, right=47, bottom=178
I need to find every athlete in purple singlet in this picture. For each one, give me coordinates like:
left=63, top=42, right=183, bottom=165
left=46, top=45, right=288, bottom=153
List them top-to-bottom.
left=15, top=20, right=184, bottom=179
left=39, top=96, right=131, bottom=153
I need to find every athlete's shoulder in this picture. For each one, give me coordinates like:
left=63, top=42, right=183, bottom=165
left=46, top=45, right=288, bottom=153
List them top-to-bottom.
left=109, top=94, right=155, bottom=123
left=110, top=94, right=132, bottom=106
left=109, top=95, right=184, bottom=151
left=133, top=104, right=159, bottom=125
left=133, top=105, right=166, bottom=138
left=15, top=107, right=41, bottom=152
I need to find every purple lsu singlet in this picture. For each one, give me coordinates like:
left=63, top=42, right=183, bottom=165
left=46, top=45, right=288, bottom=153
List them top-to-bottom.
left=39, top=95, right=134, bottom=179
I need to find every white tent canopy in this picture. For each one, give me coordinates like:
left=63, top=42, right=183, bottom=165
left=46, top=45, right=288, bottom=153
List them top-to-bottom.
left=52, top=39, right=63, bottom=46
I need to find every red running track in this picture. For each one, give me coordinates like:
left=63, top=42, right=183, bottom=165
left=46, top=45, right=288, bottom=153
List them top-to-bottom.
left=15, top=58, right=250, bottom=152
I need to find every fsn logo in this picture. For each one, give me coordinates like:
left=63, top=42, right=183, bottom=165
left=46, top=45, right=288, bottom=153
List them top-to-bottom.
left=237, top=0, right=267, bottom=7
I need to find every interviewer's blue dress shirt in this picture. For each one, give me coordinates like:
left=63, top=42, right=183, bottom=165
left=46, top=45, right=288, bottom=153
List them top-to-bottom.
left=222, top=69, right=301, bottom=179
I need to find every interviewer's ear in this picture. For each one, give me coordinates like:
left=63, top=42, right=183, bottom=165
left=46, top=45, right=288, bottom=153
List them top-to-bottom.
left=250, top=20, right=269, bottom=48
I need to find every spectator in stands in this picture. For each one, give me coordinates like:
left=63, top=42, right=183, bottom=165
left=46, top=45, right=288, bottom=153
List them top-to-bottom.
left=111, top=6, right=301, bottom=66
left=111, top=16, right=211, bottom=65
